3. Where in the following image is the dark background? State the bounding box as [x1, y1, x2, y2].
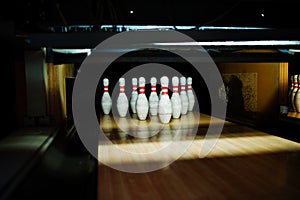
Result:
[1, 0, 300, 34]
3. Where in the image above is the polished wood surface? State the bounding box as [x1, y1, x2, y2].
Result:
[98, 113, 300, 199]
[287, 112, 300, 120]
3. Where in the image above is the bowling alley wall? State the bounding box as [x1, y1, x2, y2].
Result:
[15, 49, 76, 128]
[15, 48, 291, 132]
[217, 62, 288, 128]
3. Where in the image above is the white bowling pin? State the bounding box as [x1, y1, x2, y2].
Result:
[180, 77, 189, 115]
[289, 75, 295, 112]
[158, 76, 172, 124]
[136, 77, 149, 120]
[117, 77, 129, 117]
[295, 74, 300, 112]
[187, 77, 195, 112]
[149, 77, 159, 116]
[291, 75, 298, 112]
[130, 78, 138, 114]
[171, 76, 181, 119]
[101, 78, 112, 115]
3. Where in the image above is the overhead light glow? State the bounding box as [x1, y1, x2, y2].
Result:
[288, 49, 300, 53]
[198, 26, 269, 30]
[51, 24, 271, 33]
[153, 40, 300, 46]
[52, 48, 92, 55]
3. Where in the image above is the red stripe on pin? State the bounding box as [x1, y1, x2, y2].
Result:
[104, 86, 109, 92]
[151, 86, 156, 92]
[173, 86, 178, 93]
[120, 86, 125, 93]
[161, 86, 168, 95]
[139, 87, 145, 94]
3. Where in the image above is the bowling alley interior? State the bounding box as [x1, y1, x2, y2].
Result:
[2, 1, 300, 199]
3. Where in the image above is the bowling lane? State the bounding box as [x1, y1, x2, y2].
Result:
[98, 113, 300, 199]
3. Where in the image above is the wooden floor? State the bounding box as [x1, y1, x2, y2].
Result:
[98, 112, 300, 200]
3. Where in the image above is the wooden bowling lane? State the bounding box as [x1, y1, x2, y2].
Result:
[98, 113, 300, 199]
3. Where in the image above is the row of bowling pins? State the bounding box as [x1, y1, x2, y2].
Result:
[101, 76, 195, 124]
[289, 74, 300, 112]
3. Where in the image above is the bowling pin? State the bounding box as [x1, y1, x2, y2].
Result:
[130, 78, 138, 114]
[101, 78, 112, 115]
[187, 77, 195, 112]
[180, 77, 189, 115]
[158, 76, 172, 124]
[295, 74, 300, 112]
[136, 77, 149, 120]
[291, 74, 298, 112]
[117, 77, 129, 117]
[288, 75, 294, 111]
[171, 76, 181, 119]
[149, 77, 159, 116]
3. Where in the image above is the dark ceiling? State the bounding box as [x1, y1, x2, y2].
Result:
[1, 0, 300, 33]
